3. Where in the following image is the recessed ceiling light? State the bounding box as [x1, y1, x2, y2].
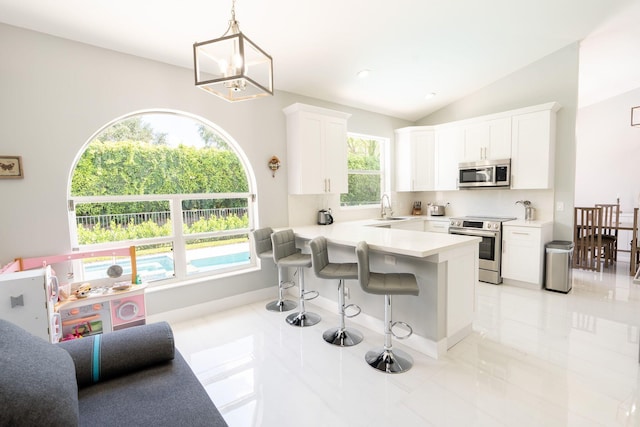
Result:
[357, 69, 371, 79]
[425, 92, 437, 99]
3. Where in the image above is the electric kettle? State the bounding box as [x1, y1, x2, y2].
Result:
[317, 209, 334, 225]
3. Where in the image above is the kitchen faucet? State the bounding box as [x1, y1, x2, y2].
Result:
[380, 194, 393, 218]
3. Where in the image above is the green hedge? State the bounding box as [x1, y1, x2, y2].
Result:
[77, 214, 249, 245]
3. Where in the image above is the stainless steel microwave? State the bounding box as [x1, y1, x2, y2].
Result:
[458, 159, 510, 189]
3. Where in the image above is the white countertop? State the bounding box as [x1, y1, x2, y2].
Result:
[292, 221, 480, 258]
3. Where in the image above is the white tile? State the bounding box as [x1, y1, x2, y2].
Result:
[160, 261, 640, 426]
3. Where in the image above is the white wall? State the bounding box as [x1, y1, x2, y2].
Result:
[414, 43, 580, 240]
[0, 23, 409, 314]
[575, 87, 640, 210]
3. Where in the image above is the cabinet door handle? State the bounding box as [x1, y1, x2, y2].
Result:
[503, 240, 506, 253]
[512, 232, 530, 236]
[328, 179, 331, 193]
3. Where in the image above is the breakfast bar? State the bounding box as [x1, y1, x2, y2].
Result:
[291, 220, 480, 359]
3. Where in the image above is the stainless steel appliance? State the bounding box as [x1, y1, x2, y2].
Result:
[449, 216, 515, 284]
[458, 159, 510, 189]
[317, 209, 333, 225]
[428, 202, 448, 216]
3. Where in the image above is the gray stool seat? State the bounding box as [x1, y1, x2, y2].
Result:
[252, 227, 296, 312]
[356, 241, 419, 373]
[310, 237, 363, 347]
[272, 229, 320, 327]
[275, 252, 312, 268]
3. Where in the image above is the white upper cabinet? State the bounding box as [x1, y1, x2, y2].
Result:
[460, 117, 511, 162]
[395, 127, 435, 192]
[284, 103, 351, 195]
[393, 102, 560, 193]
[511, 105, 559, 189]
[434, 126, 462, 191]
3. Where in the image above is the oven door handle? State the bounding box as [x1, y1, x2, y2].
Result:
[450, 229, 497, 238]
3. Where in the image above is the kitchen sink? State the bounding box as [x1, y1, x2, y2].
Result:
[374, 216, 409, 221]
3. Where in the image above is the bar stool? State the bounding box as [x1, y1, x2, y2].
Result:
[355, 241, 419, 374]
[252, 227, 296, 312]
[272, 229, 321, 327]
[309, 236, 362, 347]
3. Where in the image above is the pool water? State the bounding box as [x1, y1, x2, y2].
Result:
[83, 251, 250, 281]
[190, 252, 250, 269]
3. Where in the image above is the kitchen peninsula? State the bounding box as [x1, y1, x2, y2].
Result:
[291, 220, 480, 359]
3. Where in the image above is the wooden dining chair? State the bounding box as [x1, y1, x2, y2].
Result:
[631, 207, 639, 276]
[595, 203, 620, 267]
[573, 206, 603, 271]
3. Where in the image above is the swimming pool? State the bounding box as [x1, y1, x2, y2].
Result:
[83, 251, 250, 281]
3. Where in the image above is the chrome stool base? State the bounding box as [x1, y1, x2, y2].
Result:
[323, 327, 363, 347]
[265, 299, 297, 312]
[365, 348, 414, 374]
[286, 311, 321, 327]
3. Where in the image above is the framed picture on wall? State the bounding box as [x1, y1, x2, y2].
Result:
[0, 156, 23, 179]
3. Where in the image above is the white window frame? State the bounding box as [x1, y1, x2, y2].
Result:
[341, 132, 390, 209]
[66, 109, 258, 287]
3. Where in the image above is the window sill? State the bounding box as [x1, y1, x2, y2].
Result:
[145, 265, 261, 294]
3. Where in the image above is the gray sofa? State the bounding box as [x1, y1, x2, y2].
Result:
[0, 319, 227, 427]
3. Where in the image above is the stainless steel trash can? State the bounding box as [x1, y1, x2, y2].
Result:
[545, 241, 574, 293]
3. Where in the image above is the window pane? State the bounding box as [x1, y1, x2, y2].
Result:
[71, 114, 248, 197]
[341, 135, 385, 207]
[186, 235, 250, 276]
[136, 243, 175, 281]
[342, 173, 381, 206]
[347, 137, 380, 170]
[75, 242, 175, 283]
[75, 201, 171, 245]
[183, 198, 249, 235]
[69, 112, 255, 285]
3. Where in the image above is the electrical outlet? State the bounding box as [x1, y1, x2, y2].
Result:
[384, 255, 396, 265]
[344, 286, 350, 299]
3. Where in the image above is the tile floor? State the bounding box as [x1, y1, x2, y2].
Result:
[168, 261, 640, 427]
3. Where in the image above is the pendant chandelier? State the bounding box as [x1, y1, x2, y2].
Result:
[193, 0, 273, 102]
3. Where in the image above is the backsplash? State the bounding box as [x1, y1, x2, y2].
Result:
[287, 188, 555, 226]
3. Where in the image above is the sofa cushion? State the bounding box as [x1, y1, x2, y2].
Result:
[0, 319, 79, 427]
[58, 321, 175, 388]
[76, 350, 228, 427]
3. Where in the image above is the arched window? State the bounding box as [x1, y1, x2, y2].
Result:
[67, 110, 256, 286]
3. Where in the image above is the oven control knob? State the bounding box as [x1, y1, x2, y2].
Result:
[493, 223, 499, 229]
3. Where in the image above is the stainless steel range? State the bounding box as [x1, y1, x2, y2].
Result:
[449, 216, 516, 284]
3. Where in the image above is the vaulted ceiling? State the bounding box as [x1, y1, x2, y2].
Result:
[0, 0, 637, 120]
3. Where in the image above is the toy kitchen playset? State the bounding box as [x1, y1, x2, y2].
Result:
[0, 246, 146, 343]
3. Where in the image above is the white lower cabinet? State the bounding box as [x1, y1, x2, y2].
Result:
[502, 222, 553, 287]
[424, 219, 450, 233]
[390, 219, 425, 231]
